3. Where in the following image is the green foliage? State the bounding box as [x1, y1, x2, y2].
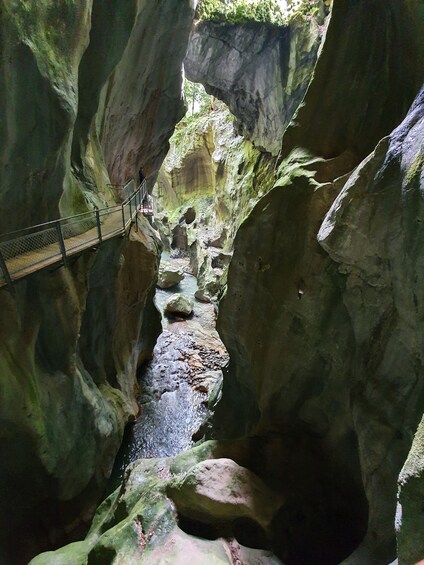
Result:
[184, 79, 211, 115]
[197, 0, 320, 26]
[169, 79, 213, 147]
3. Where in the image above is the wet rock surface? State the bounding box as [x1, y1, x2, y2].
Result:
[110, 258, 228, 484]
[30, 443, 284, 565]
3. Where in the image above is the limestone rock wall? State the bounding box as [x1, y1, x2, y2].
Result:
[204, 1, 424, 563]
[0, 1, 93, 232]
[98, 0, 193, 188]
[0, 1, 194, 563]
[155, 102, 275, 300]
[185, 17, 324, 156]
[317, 84, 424, 565]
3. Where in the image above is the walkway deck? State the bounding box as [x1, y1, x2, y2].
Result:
[0, 181, 151, 290]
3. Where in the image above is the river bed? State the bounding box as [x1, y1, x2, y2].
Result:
[109, 256, 228, 488]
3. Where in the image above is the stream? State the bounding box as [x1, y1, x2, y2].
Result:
[109, 256, 228, 489]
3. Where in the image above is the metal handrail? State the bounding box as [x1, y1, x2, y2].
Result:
[0, 180, 149, 291]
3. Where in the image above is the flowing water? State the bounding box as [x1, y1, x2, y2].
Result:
[109, 257, 228, 489]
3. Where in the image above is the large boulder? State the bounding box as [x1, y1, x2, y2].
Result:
[157, 260, 184, 289]
[172, 223, 189, 251]
[30, 444, 284, 565]
[167, 458, 283, 529]
[164, 293, 194, 316]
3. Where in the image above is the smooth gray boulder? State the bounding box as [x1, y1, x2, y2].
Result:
[167, 458, 283, 529]
[164, 293, 194, 316]
[157, 260, 184, 289]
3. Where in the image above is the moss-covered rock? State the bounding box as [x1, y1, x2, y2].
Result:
[0, 1, 196, 562]
[155, 102, 276, 301]
[0, 217, 162, 563]
[30, 443, 284, 565]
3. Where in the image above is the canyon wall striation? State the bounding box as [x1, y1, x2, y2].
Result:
[0, 1, 195, 562]
[193, 1, 424, 563]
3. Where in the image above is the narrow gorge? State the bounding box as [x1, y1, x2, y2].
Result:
[1, 1, 424, 564]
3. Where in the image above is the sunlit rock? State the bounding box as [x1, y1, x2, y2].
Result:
[164, 293, 194, 317]
[157, 260, 185, 289]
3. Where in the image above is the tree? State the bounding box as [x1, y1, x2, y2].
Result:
[183, 79, 210, 115]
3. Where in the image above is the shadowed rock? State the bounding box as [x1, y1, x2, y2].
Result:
[168, 458, 283, 529]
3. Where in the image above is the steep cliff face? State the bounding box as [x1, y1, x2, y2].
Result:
[155, 102, 275, 299]
[0, 1, 93, 232]
[201, 1, 424, 563]
[185, 16, 324, 155]
[318, 85, 424, 565]
[98, 1, 192, 187]
[0, 1, 194, 563]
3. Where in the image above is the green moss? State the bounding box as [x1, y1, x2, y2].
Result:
[59, 173, 92, 217]
[197, 0, 320, 26]
[171, 107, 212, 148]
[167, 195, 214, 224]
[405, 151, 424, 185]
[275, 148, 319, 188]
[29, 541, 90, 565]
[4, 0, 88, 92]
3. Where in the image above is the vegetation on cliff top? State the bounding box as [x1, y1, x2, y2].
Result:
[169, 79, 216, 148]
[197, 0, 324, 26]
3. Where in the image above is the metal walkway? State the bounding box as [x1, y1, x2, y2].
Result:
[0, 180, 151, 291]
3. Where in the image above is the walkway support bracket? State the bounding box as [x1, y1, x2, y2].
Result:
[56, 221, 67, 267]
[95, 210, 102, 244]
[0, 249, 14, 294]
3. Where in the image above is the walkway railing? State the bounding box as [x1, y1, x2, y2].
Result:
[0, 180, 148, 291]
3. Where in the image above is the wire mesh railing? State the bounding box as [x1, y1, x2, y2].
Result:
[122, 179, 136, 201]
[0, 180, 149, 290]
